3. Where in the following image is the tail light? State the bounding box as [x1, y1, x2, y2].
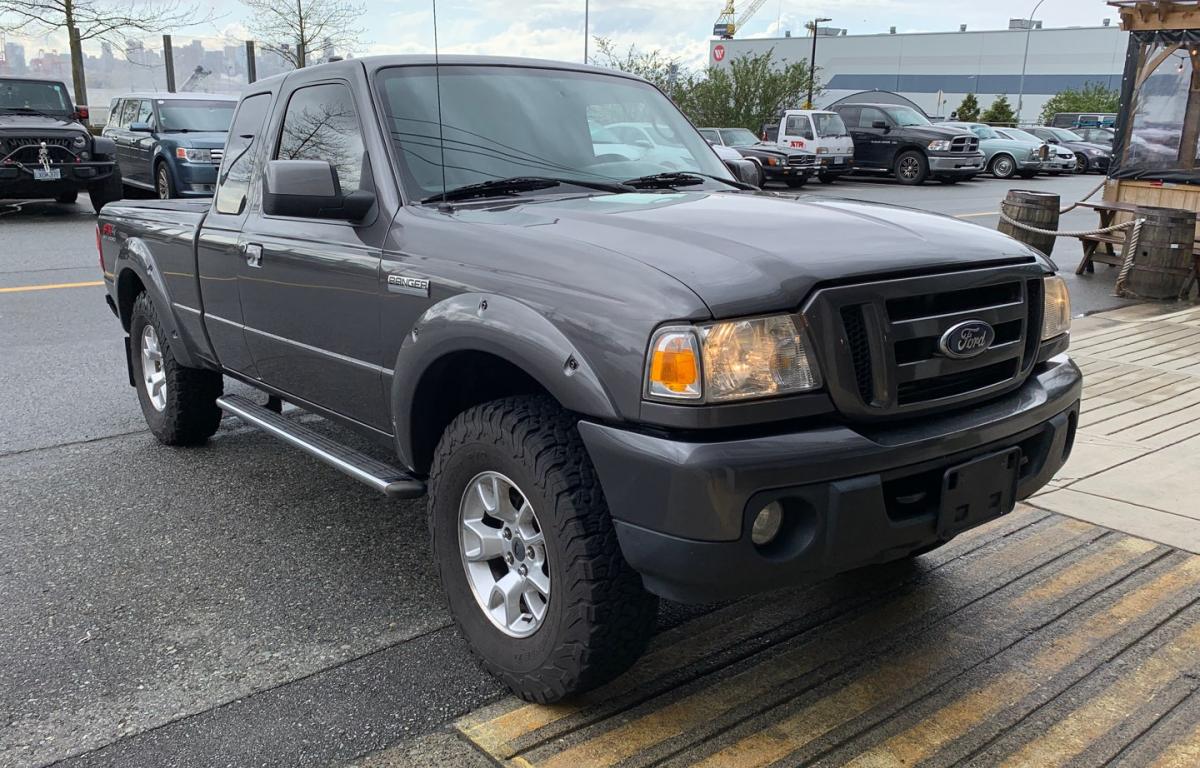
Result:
[74, 106, 90, 121]
[96, 224, 103, 272]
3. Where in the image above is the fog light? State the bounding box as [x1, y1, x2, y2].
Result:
[751, 501, 784, 546]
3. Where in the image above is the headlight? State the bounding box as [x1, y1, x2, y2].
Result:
[1042, 276, 1071, 340]
[176, 147, 214, 163]
[72, 134, 88, 148]
[815, 147, 828, 154]
[928, 140, 952, 151]
[1086, 148, 1104, 157]
[1029, 149, 1040, 160]
[645, 315, 821, 403]
[765, 156, 780, 166]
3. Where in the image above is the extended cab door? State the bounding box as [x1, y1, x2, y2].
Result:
[236, 77, 390, 430]
[196, 90, 275, 376]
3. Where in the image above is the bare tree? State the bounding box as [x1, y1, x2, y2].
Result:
[240, 0, 363, 69]
[0, 0, 213, 106]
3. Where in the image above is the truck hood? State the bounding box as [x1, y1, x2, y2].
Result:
[0, 113, 84, 132]
[161, 131, 229, 149]
[897, 125, 973, 141]
[460, 190, 1047, 318]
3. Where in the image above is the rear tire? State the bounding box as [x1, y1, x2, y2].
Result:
[88, 166, 123, 213]
[129, 292, 223, 445]
[895, 151, 928, 185]
[55, 189, 78, 204]
[429, 396, 658, 703]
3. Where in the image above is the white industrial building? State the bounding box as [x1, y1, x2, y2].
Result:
[708, 22, 1129, 123]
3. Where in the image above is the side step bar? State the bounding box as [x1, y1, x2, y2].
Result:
[216, 394, 426, 499]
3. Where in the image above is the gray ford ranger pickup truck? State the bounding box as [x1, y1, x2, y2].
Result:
[98, 56, 1081, 703]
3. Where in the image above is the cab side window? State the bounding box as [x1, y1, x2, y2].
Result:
[859, 107, 887, 128]
[214, 93, 272, 216]
[837, 107, 860, 128]
[276, 83, 369, 193]
[786, 116, 813, 140]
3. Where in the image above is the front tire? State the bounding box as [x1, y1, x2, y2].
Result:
[1074, 153, 1088, 174]
[989, 153, 1016, 179]
[895, 151, 928, 185]
[129, 292, 223, 445]
[429, 396, 658, 703]
[818, 173, 837, 184]
[156, 162, 176, 199]
[88, 166, 123, 213]
[55, 189, 78, 204]
[784, 177, 807, 188]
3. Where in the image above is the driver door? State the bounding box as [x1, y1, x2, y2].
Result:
[855, 106, 893, 168]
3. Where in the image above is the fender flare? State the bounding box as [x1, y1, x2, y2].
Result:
[114, 236, 201, 368]
[91, 135, 117, 160]
[390, 293, 620, 470]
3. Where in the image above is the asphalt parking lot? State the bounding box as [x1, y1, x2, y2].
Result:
[0, 172, 1159, 768]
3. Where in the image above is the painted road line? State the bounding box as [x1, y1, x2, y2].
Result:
[682, 538, 1181, 768]
[475, 518, 1102, 767]
[0, 280, 104, 294]
[458, 509, 1053, 760]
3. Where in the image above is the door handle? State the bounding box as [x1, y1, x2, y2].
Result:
[243, 243, 263, 269]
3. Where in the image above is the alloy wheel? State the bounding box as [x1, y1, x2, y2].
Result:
[459, 471, 550, 638]
[899, 156, 920, 180]
[140, 324, 167, 411]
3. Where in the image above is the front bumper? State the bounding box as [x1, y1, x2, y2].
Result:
[1085, 154, 1110, 172]
[579, 354, 1082, 603]
[763, 164, 814, 180]
[928, 152, 985, 176]
[0, 161, 115, 197]
[171, 160, 219, 196]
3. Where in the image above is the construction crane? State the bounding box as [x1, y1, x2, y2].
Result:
[713, 0, 771, 39]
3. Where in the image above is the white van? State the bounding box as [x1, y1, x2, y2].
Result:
[771, 110, 855, 183]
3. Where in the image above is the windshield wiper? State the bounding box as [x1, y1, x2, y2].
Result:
[423, 176, 634, 204]
[1, 106, 60, 119]
[622, 171, 754, 191]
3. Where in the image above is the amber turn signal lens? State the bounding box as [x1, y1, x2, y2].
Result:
[647, 330, 702, 400]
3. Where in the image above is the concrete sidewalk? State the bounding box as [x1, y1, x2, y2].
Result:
[1032, 303, 1200, 552]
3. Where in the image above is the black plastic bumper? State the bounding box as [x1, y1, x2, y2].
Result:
[578, 355, 1082, 603]
[0, 161, 115, 198]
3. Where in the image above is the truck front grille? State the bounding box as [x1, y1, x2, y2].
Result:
[805, 264, 1045, 419]
[950, 136, 979, 153]
[787, 154, 813, 166]
[2, 136, 77, 163]
[211, 148, 224, 163]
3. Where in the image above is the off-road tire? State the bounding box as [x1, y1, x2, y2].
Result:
[88, 166, 123, 213]
[428, 395, 659, 703]
[55, 189, 78, 204]
[895, 150, 928, 185]
[129, 292, 223, 445]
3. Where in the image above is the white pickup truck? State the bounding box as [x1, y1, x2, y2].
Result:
[763, 109, 855, 184]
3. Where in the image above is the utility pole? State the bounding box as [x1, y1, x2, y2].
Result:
[163, 35, 176, 93]
[1016, 0, 1047, 124]
[806, 17, 831, 109]
[583, 0, 589, 64]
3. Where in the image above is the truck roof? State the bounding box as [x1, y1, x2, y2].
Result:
[110, 92, 239, 101]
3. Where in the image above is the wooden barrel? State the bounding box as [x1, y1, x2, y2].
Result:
[998, 190, 1060, 258]
[1124, 206, 1196, 300]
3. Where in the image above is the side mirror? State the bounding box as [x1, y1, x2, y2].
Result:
[1047, 137, 1060, 144]
[129, 122, 152, 133]
[262, 159, 375, 222]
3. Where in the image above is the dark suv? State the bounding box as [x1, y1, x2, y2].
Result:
[103, 93, 237, 198]
[831, 102, 984, 185]
[0, 77, 122, 211]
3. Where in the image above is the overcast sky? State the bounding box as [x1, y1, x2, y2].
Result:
[7, 0, 1117, 69]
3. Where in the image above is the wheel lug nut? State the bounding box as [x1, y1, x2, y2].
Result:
[518, 564, 528, 577]
[505, 553, 514, 565]
[526, 546, 535, 559]
[502, 528, 512, 540]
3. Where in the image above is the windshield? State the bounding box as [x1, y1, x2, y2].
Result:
[719, 128, 759, 147]
[999, 128, 1043, 144]
[375, 65, 730, 199]
[156, 100, 235, 132]
[1051, 127, 1084, 142]
[884, 106, 931, 127]
[0, 80, 71, 114]
[812, 112, 848, 137]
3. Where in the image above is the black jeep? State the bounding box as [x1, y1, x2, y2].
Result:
[0, 77, 122, 211]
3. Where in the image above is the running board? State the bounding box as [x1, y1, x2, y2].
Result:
[216, 394, 426, 499]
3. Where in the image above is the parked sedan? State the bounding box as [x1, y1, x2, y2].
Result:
[1073, 126, 1115, 148]
[994, 128, 1076, 175]
[699, 127, 815, 187]
[941, 122, 1046, 179]
[1025, 126, 1111, 174]
[103, 92, 236, 198]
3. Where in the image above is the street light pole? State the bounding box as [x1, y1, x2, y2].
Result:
[806, 16, 832, 109]
[584, 0, 589, 64]
[1016, 0, 1047, 124]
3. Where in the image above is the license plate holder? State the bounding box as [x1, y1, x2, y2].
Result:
[33, 168, 61, 181]
[834, 156, 845, 164]
[937, 448, 1021, 538]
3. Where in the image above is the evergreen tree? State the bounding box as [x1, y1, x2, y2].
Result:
[981, 94, 1017, 125]
[956, 93, 980, 122]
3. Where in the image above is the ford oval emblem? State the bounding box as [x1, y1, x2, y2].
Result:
[938, 320, 995, 359]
